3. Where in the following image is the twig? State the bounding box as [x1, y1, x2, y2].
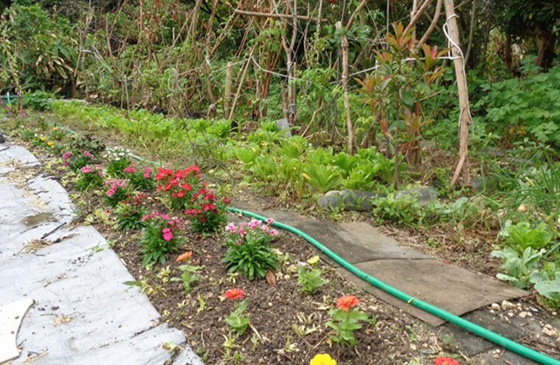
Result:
[41, 222, 67, 240]
[234, 9, 326, 23]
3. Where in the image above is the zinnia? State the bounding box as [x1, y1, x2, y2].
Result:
[336, 296, 359, 312]
[224, 288, 245, 300]
[434, 357, 460, 365]
[309, 353, 337, 365]
[176, 251, 193, 263]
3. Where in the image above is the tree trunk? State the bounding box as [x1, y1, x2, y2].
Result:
[536, 24, 556, 72]
[337, 21, 354, 155]
[444, 0, 472, 186]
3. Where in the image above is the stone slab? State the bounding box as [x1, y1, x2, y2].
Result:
[337, 260, 528, 327]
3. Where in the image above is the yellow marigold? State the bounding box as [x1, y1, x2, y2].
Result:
[47, 141, 55, 147]
[310, 353, 337, 365]
[40, 136, 47, 141]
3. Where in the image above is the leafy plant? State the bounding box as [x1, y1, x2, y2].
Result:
[303, 164, 342, 194]
[63, 150, 95, 171]
[123, 165, 155, 191]
[103, 179, 129, 207]
[492, 247, 543, 289]
[222, 220, 279, 280]
[223, 289, 250, 336]
[171, 263, 202, 294]
[297, 265, 329, 295]
[139, 212, 183, 266]
[76, 165, 103, 190]
[326, 296, 368, 346]
[530, 262, 560, 310]
[370, 193, 423, 226]
[106, 154, 132, 178]
[500, 221, 553, 255]
[114, 193, 148, 232]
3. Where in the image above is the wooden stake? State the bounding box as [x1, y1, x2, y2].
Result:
[337, 21, 354, 155]
[224, 62, 233, 119]
[444, 0, 472, 185]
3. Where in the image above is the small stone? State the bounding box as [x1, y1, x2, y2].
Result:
[553, 312, 557, 316]
[529, 307, 539, 312]
[410, 344, 417, 351]
[268, 302, 273, 307]
[542, 324, 557, 337]
[519, 312, 528, 319]
[491, 303, 501, 311]
[507, 312, 514, 317]
[501, 300, 515, 311]
[283, 275, 291, 280]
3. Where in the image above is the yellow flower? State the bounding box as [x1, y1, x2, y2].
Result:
[53, 127, 58, 131]
[310, 353, 337, 365]
[47, 141, 55, 147]
[40, 136, 47, 141]
[307, 255, 320, 265]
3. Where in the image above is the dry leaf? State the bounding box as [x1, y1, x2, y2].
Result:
[265, 270, 276, 286]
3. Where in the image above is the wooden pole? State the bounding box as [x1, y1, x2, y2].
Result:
[336, 21, 354, 155]
[224, 62, 233, 119]
[444, 0, 472, 185]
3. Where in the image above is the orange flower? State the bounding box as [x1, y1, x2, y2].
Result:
[176, 251, 193, 263]
[224, 288, 245, 300]
[336, 296, 359, 312]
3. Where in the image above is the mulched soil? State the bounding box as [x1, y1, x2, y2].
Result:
[3, 122, 448, 364]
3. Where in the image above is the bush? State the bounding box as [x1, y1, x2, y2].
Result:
[139, 212, 183, 266]
[76, 165, 103, 190]
[185, 188, 229, 233]
[114, 193, 148, 232]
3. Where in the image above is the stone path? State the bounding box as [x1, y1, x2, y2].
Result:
[0, 145, 202, 365]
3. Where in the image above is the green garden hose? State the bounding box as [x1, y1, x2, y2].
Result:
[228, 207, 560, 365]
[45, 123, 559, 364]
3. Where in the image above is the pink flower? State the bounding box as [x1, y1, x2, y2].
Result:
[81, 166, 93, 173]
[123, 165, 135, 174]
[144, 167, 152, 178]
[249, 219, 260, 230]
[266, 218, 275, 225]
[106, 189, 116, 197]
[162, 228, 173, 242]
[269, 229, 279, 237]
[161, 214, 170, 220]
[225, 223, 237, 233]
[83, 151, 94, 159]
[239, 228, 246, 236]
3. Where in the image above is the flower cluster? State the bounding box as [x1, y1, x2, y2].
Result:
[76, 164, 104, 190]
[434, 358, 460, 365]
[115, 193, 148, 232]
[123, 164, 155, 191]
[224, 288, 250, 336]
[185, 188, 229, 233]
[104, 179, 129, 207]
[155, 166, 201, 210]
[63, 150, 95, 170]
[139, 212, 184, 266]
[222, 219, 279, 280]
[336, 296, 360, 312]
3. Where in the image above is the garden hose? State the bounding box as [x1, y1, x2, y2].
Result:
[228, 207, 560, 365]
[42, 122, 560, 365]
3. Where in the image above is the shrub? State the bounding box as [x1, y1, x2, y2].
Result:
[139, 212, 183, 266]
[222, 220, 279, 280]
[298, 265, 329, 295]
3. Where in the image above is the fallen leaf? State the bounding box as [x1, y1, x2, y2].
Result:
[266, 270, 276, 286]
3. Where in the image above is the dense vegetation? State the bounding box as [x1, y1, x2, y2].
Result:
[1, 0, 560, 316]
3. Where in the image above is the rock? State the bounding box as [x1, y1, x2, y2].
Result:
[542, 324, 558, 337]
[317, 190, 384, 211]
[519, 311, 528, 319]
[491, 303, 501, 311]
[275, 118, 292, 138]
[0, 132, 5, 144]
[395, 186, 438, 206]
[501, 300, 516, 311]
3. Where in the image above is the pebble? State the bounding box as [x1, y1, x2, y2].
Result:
[501, 300, 515, 310]
[491, 303, 501, 311]
[283, 274, 291, 280]
[519, 311, 528, 319]
[410, 344, 417, 351]
[268, 302, 273, 307]
[542, 324, 557, 337]
[553, 311, 558, 316]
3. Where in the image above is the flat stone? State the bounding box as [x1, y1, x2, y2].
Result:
[336, 259, 528, 326]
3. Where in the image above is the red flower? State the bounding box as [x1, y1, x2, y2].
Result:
[224, 288, 245, 300]
[336, 296, 359, 312]
[222, 197, 230, 204]
[434, 358, 460, 365]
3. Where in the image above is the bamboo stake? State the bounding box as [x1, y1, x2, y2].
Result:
[224, 62, 233, 119]
[443, 0, 472, 185]
[417, 0, 442, 48]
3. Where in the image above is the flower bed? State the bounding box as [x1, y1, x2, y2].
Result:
[3, 118, 455, 364]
